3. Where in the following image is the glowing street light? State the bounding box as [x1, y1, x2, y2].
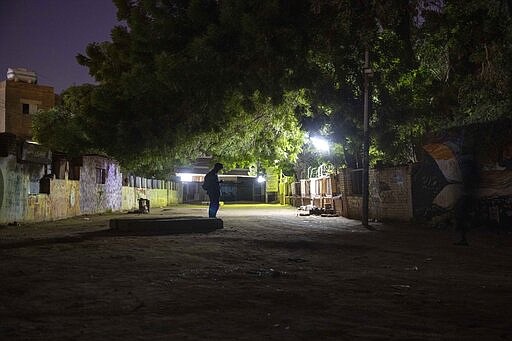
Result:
[311, 136, 330, 153]
[177, 173, 193, 182]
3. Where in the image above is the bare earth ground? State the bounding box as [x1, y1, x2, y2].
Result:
[1, 204, 511, 341]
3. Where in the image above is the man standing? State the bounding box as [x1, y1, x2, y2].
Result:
[202, 163, 223, 218]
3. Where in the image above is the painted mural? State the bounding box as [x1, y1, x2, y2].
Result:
[412, 127, 512, 227]
[1, 136, 183, 224]
[0, 155, 48, 223]
[411, 150, 450, 219]
[78, 155, 123, 214]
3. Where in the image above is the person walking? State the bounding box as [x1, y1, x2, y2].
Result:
[454, 147, 480, 246]
[202, 163, 223, 218]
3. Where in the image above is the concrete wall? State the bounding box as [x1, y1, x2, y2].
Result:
[1, 151, 182, 224]
[24, 179, 81, 222]
[0, 155, 45, 223]
[0, 155, 80, 223]
[0, 80, 55, 139]
[48, 179, 81, 220]
[121, 183, 182, 211]
[79, 156, 122, 214]
[122, 186, 137, 210]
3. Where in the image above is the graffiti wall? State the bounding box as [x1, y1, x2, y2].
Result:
[341, 167, 413, 221]
[0, 155, 45, 223]
[0, 155, 80, 223]
[79, 155, 122, 214]
[369, 167, 413, 221]
[412, 126, 512, 227]
[412, 143, 459, 219]
[1, 144, 184, 224]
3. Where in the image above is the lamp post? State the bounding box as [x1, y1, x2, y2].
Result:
[362, 47, 373, 227]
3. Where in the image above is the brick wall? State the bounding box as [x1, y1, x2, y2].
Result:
[370, 166, 413, 221]
[1, 80, 55, 139]
[334, 166, 413, 222]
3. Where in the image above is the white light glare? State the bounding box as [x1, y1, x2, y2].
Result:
[178, 173, 193, 182]
[311, 137, 330, 152]
[257, 175, 266, 183]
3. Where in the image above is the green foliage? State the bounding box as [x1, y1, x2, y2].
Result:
[35, 0, 512, 177]
[415, 0, 512, 125]
[70, 0, 320, 176]
[32, 85, 97, 156]
[365, 0, 512, 164]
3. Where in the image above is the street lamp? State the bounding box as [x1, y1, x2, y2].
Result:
[177, 173, 193, 182]
[311, 136, 330, 153]
[362, 47, 373, 227]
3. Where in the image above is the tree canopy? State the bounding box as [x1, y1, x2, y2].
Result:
[33, 0, 512, 177]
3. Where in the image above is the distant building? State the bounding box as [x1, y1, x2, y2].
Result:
[0, 68, 55, 139]
[175, 157, 264, 202]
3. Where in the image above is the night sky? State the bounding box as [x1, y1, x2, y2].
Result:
[0, 0, 120, 94]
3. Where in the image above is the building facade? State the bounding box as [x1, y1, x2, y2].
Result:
[175, 158, 264, 203]
[0, 78, 55, 139]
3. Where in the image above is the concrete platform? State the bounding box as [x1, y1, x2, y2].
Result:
[109, 216, 223, 235]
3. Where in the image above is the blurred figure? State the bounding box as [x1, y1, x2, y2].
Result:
[454, 153, 480, 245]
[202, 163, 223, 218]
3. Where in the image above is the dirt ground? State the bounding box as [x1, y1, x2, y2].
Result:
[1, 204, 511, 340]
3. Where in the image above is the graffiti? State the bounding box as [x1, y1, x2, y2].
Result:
[378, 181, 391, 192]
[421, 174, 442, 190]
[412, 152, 449, 218]
[413, 132, 512, 228]
[393, 172, 404, 186]
[369, 178, 406, 204]
[432, 184, 464, 209]
[375, 181, 396, 203]
[380, 190, 399, 203]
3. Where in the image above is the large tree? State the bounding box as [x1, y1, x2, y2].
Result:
[34, 0, 512, 176]
[73, 0, 318, 175]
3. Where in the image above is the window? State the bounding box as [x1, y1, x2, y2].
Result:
[69, 165, 80, 180]
[22, 103, 30, 114]
[29, 181, 40, 194]
[96, 168, 106, 184]
[20, 99, 40, 115]
[351, 169, 363, 195]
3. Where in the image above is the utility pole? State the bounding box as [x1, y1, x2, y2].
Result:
[362, 46, 372, 227]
